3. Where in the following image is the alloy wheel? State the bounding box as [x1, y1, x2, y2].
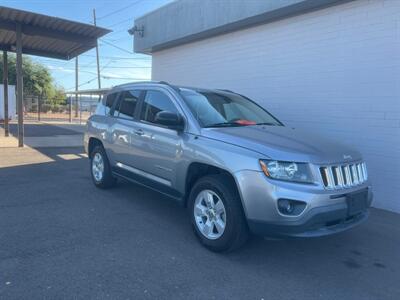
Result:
[194, 189, 226, 240]
[92, 152, 104, 182]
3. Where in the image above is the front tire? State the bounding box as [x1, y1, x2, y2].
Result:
[188, 174, 249, 252]
[90, 145, 116, 189]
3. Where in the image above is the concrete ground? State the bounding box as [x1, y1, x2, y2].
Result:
[0, 123, 399, 299]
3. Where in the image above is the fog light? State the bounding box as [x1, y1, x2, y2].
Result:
[278, 199, 294, 214]
[277, 199, 306, 216]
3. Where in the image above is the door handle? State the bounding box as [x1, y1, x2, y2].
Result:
[133, 129, 144, 136]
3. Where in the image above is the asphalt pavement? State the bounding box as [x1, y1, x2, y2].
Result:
[0, 146, 399, 299]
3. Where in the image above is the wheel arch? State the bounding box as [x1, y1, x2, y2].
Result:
[88, 137, 103, 158]
[184, 162, 248, 218]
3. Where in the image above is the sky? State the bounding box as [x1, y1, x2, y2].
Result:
[2, 0, 173, 91]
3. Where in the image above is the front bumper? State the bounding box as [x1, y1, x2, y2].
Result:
[248, 205, 369, 238]
[234, 170, 372, 238]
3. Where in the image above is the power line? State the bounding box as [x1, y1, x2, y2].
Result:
[75, 70, 94, 75]
[97, 0, 143, 20]
[101, 75, 149, 80]
[78, 61, 151, 69]
[103, 17, 133, 28]
[80, 59, 98, 68]
[48, 59, 151, 88]
[65, 75, 149, 91]
[35, 58, 74, 64]
[100, 66, 151, 69]
[65, 60, 113, 90]
[99, 38, 134, 54]
[81, 54, 150, 60]
[100, 58, 116, 72]
[66, 76, 97, 91]
[103, 31, 131, 39]
[34, 57, 98, 68]
[107, 28, 130, 35]
[102, 36, 130, 43]
[51, 66, 150, 73]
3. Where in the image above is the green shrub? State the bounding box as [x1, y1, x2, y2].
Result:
[41, 104, 51, 113]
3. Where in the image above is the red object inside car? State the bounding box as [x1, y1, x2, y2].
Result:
[234, 119, 257, 125]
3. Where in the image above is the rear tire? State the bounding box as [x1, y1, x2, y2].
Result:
[90, 145, 116, 189]
[188, 174, 249, 252]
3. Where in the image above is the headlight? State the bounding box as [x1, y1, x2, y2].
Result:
[259, 160, 313, 183]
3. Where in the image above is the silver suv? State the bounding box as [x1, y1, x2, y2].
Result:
[84, 81, 372, 252]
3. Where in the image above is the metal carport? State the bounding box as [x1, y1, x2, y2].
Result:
[0, 6, 111, 146]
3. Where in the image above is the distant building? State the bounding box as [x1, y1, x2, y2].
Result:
[133, 0, 400, 213]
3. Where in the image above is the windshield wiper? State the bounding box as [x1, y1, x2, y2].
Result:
[255, 122, 279, 126]
[204, 122, 246, 128]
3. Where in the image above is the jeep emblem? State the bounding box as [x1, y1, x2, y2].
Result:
[343, 154, 352, 160]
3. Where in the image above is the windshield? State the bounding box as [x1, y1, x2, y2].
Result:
[180, 89, 283, 128]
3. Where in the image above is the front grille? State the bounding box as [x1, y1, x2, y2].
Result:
[319, 162, 367, 189]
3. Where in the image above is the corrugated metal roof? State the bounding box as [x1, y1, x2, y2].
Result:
[0, 6, 111, 60]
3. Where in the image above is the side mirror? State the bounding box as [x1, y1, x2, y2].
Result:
[154, 111, 184, 131]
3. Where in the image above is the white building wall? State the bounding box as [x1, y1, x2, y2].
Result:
[0, 84, 16, 121]
[152, 0, 400, 213]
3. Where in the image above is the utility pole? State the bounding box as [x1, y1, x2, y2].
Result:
[75, 56, 79, 117]
[93, 8, 101, 89]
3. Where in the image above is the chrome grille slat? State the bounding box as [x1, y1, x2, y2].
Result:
[320, 162, 367, 189]
[327, 167, 335, 188]
[351, 164, 359, 184]
[335, 166, 344, 187]
[357, 164, 364, 182]
[344, 165, 352, 186]
[362, 162, 368, 180]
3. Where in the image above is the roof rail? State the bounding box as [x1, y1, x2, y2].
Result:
[158, 81, 181, 93]
[112, 80, 182, 93]
[217, 89, 235, 93]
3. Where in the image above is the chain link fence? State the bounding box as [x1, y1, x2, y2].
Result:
[24, 95, 101, 123]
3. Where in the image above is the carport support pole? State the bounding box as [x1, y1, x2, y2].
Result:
[75, 57, 78, 117]
[16, 23, 24, 147]
[2, 51, 9, 137]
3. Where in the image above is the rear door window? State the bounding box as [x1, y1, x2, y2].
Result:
[115, 90, 141, 119]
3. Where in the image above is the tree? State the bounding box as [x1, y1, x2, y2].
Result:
[0, 53, 57, 99]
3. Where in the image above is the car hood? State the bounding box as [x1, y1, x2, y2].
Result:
[201, 125, 362, 164]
